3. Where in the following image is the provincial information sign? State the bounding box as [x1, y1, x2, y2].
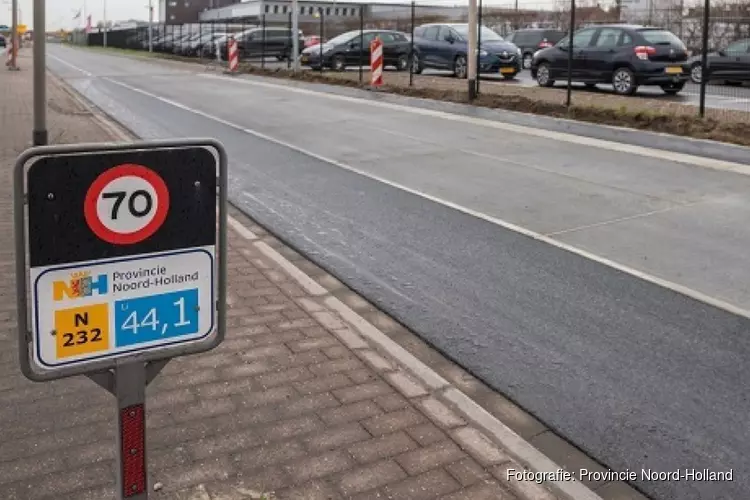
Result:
[15, 140, 228, 380]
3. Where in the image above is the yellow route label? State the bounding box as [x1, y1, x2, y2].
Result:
[55, 304, 110, 359]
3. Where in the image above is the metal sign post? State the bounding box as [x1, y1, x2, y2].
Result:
[14, 139, 228, 500]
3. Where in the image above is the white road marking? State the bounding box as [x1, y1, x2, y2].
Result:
[101, 75, 750, 321]
[48, 53, 94, 76]
[196, 73, 750, 175]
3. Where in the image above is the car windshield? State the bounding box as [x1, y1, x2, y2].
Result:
[638, 29, 685, 48]
[324, 31, 358, 45]
[452, 26, 503, 42]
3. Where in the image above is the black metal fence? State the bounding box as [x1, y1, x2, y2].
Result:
[79, 0, 750, 118]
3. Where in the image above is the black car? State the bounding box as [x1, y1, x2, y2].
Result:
[221, 27, 304, 61]
[506, 28, 567, 69]
[301, 30, 412, 71]
[412, 24, 522, 79]
[531, 25, 689, 95]
[688, 38, 750, 85]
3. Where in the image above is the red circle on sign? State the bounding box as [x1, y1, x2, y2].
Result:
[84, 164, 170, 245]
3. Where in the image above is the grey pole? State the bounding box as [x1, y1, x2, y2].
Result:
[103, 0, 107, 47]
[291, 0, 300, 72]
[467, 0, 477, 100]
[148, 0, 153, 52]
[32, 0, 47, 145]
[10, 0, 18, 69]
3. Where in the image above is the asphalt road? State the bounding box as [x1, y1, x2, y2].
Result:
[244, 56, 750, 112]
[47, 45, 750, 500]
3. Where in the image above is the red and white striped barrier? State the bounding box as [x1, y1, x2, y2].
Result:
[227, 37, 239, 73]
[6, 41, 14, 67]
[370, 37, 383, 87]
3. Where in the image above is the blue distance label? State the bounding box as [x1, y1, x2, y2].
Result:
[114, 288, 200, 347]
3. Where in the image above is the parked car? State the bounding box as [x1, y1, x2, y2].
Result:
[530, 24, 689, 95]
[688, 38, 750, 85]
[179, 31, 227, 57]
[505, 28, 567, 69]
[301, 29, 412, 71]
[412, 24, 522, 79]
[0, 35, 6, 48]
[304, 35, 321, 48]
[220, 27, 304, 61]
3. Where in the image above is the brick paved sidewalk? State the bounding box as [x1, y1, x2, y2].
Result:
[0, 50, 569, 500]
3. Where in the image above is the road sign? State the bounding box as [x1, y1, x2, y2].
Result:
[15, 139, 228, 380]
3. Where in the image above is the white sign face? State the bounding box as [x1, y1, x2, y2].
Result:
[29, 247, 215, 369]
[84, 163, 170, 246]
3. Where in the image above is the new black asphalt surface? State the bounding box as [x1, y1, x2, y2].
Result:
[47, 45, 750, 500]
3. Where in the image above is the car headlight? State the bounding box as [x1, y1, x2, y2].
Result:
[479, 49, 488, 56]
[516, 47, 522, 55]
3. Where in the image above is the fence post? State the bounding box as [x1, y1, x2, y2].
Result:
[698, 0, 709, 118]
[261, 15, 266, 69]
[409, 1, 414, 86]
[359, 7, 364, 83]
[288, 11, 292, 69]
[476, 0, 483, 96]
[319, 8, 324, 73]
[566, 0, 576, 108]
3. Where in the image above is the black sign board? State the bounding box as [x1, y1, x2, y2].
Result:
[27, 146, 217, 267]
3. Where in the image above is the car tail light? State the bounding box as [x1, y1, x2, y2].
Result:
[634, 45, 656, 60]
[538, 40, 552, 48]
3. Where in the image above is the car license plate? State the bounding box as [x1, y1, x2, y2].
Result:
[500, 67, 515, 74]
[665, 66, 682, 74]
[301, 55, 308, 63]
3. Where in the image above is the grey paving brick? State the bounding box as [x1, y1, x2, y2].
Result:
[154, 456, 234, 492]
[406, 422, 449, 446]
[255, 367, 312, 389]
[240, 344, 293, 361]
[362, 408, 426, 437]
[445, 457, 493, 487]
[280, 392, 340, 416]
[439, 480, 516, 500]
[347, 369, 379, 385]
[338, 459, 408, 496]
[386, 372, 429, 398]
[233, 439, 307, 471]
[0, 452, 67, 485]
[24, 462, 113, 500]
[262, 414, 326, 442]
[274, 479, 343, 500]
[418, 398, 466, 429]
[308, 357, 364, 376]
[323, 345, 350, 359]
[332, 382, 392, 404]
[294, 373, 353, 395]
[374, 393, 410, 412]
[185, 428, 260, 460]
[304, 422, 371, 453]
[452, 427, 511, 466]
[348, 431, 419, 464]
[171, 397, 236, 423]
[383, 468, 461, 500]
[395, 440, 467, 476]
[284, 450, 354, 484]
[319, 400, 383, 425]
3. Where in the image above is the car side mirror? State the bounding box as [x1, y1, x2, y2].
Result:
[717, 49, 726, 56]
[349, 41, 359, 49]
[445, 35, 455, 44]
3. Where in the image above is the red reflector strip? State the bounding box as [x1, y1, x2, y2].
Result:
[121, 404, 146, 497]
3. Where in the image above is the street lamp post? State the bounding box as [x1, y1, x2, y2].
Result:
[10, 0, 18, 70]
[467, 0, 477, 100]
[147, 0, 153, 52]
[33, 0, 47, 145]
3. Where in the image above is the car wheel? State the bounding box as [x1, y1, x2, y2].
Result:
[535, 62, 554, 87]
[661, 82, 685, 95]
[332, 54, 346, 72]
[411, 53, 423, 74]
[522, 53, 533, 69]
[396, 53, 409, 71]
[612, 67, 637, 95]
[690, 62, 702, 84]
[453, 55, 467, 79]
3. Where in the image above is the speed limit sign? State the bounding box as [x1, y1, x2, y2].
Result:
[84, 163, 170, 245]
[15, 139, 228, 500]
[17, 139, 228, 379]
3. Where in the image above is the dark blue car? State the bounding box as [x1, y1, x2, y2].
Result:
[412, 23, 522, 79]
